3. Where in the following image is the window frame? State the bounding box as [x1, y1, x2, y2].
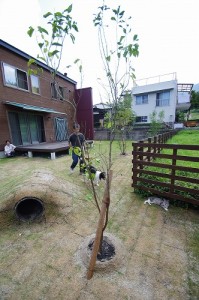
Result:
[156, 90, 170, 107]
[30, 74, 40, 95]
[2, 62, 29, 91]
[51, 82, 65, 100]
[135, 94, 148, 105]
[135, 116, 148, 123]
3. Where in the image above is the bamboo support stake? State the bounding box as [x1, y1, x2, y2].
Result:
[87, 170, 113, 280]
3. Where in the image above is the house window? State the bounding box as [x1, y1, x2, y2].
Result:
[51, 82, 64, 100]
[2, 62, 28, 91]
[136, 116, 148, 123]
[30, 74, 40, 94]
[156, 91, 170, 107]
[135, 94, 148, 105]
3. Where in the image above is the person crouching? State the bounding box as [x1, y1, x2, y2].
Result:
[4, 140, 16, 157]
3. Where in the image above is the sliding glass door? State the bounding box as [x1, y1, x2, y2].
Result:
[8, 112, 45, 145]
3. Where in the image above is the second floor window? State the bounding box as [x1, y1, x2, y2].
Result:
[156, 91, 170, 107]
[51, 82, 64, 100]
[30, 74, 40, 94]
[2, 62, 28, 91]
[136, 94, 148, 105]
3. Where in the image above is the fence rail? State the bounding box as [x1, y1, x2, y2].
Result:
[132, 132, 199, 206]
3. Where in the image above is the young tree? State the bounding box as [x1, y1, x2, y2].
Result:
[90, 2, 139, 244]
[104, 92, 136, 154]
[27, 1, 139, 277]
[149, 110, 165, 136]
[93, 2, 139, 165]
[190, 90, 199, 110]
[27, 4, 80, 122]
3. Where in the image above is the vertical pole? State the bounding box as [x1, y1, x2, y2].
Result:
[147, 138, 151, 162]
[170, 147, 177, 194]
[87, 171, 113, 280]
[132, 143, 138, 186]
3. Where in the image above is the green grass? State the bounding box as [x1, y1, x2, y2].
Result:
[167, 129, 199, 146]
[85, 140, 133, 167]
[189, 108, 199, 120]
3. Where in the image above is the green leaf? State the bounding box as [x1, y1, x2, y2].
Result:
[106, 56, 111, 62]
[70, 33, 75, 43]
[43, 12, 52, 18]
[66, 4, 72, 13]
[72, 24, 78, 32]
[74, 59, 80, 64]
[27, 26, 34, 37]
[48, 50, 59, 57]
[52, 42, 62, 47]
[27, 58, 36, 67]
[38, 26, 48, 35]
[119, 35, 125, 43]
[54, 12, 62, 17]
[36, 55, 46, 62]
[38, 43, 44, 49]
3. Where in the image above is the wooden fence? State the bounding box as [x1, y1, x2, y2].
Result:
[132, 132, 199, 206]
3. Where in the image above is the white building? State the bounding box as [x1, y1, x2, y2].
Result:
[131, 73, 192, 127]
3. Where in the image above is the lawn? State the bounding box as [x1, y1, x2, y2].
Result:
[0, 138, 199, 299]
[189, 108, 199, 120]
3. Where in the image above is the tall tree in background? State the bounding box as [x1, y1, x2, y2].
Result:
[190, 90, 199, 109]
[104, 92, 135, 154]
[149, 110, 165, 136]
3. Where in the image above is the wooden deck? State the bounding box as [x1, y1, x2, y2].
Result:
[15, 140, 94, 159]
[16, 141, 70, 159]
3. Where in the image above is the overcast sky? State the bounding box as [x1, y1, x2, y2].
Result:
[0, 0, 199, 103]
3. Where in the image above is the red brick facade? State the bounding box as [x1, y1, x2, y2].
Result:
[0, 40, 94, 152]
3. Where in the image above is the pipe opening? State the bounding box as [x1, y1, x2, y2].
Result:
[15, 197, 44, 222]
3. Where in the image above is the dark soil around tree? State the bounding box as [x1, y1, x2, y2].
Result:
[88, 238, 116, 261]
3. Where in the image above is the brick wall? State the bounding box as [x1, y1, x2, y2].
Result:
[0, 46, 76, 150]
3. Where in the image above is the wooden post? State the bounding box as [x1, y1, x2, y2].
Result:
[87, 170, 113, 280]
[170, 148, 177, 194]
[139, 141, 144, 170]
[154, 136, 157, 154]
[147, 138, 151, 162]
[132, 143, 139, 186]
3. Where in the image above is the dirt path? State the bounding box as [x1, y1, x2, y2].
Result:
[0, 148, 198, 300]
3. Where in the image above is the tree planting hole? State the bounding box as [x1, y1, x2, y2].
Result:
[88, 238, 116, 262]
[15, 197, 44, 222]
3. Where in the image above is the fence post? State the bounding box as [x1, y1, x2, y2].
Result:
[170, 147, 177, 194]
[138, 140, 144, 170]
[158, 135, 161, 153]
[132, 142, 138, 187]
[154, 136, 157, 154]
[147, 138, 151, 162]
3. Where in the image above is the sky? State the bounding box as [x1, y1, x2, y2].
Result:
[0, 0, 199, 104]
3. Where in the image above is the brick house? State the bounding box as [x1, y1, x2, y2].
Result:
[0, 39, 93, 156]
